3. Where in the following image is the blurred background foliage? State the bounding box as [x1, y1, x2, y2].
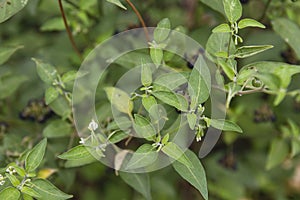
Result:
[1, 0, 300, 199]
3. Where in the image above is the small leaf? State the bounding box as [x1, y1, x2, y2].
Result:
[0, 46, 23, 65]
[58, 145, 93, 160]
[119, 172, 152, 200]
[31, 178, 73, 200]
[40, 17, 65, 32]
[266, 138, 289, 170]
[104, 87, 133, 114]
[32, 58, 58, 84]
[25, 138, 47, 172]
[142, 96, 157, 112]
[0, 187, 21, 200]
[45, 86, 59, 105]
[187, 113, 197, 130]
[254, 73, 281, 91]
[162, 142, 193, 168]
[6, 174, 20, 186]
[173, 150, 208, 200]
[21, 186, 41, 199]
[212, 23, 231, 33]
[233, 45, 273, 58]
[61, 70, 77, 83]
[106, 117, 132, 131]
[205, 118, 242, 133]
[141, 58, 153, 87]
[150, 47, 163, 66]
[154, 72, 189, 90]
[0, 0, 28, 23]
[108, 130, 129, 143]
[106, 0, 127, 10]
[223, 0, 242, 23]
[125, 144, 158, 170]
[133, 114, 156, 139]
[154, 18, 171, 43]
[217, 59, 235, 80]
[43, 120, 72, 138]
[238, 18, 266, 29]
[152, 91, 188, 111]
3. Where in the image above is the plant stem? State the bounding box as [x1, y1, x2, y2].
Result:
[259, 0, 272, 22]
[125, 0, 150, 42]
[226, 32, 232, 62]
[58, 0, 82, 60]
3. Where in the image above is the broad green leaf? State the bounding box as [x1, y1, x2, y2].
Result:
[141, 58, 153, 87]
[25, 138, 47, 172]
[187, 113, 197, 130]
[233, 45, 273, 58]
[223, 0, 242, 23]
[21, 186, 41, 199]
[61, 70, 77, 83]
[43, 120, 72, 138]
[0, 0, 28, 23]
[125, 144, 158, 170]
[212, 23, 231, 33]
[104, 87, 133, 114]
[238, 18, 265, 29]
[142, 96, 157, 112]
[49, 96, 71, 118]
[23, 193, 34, 200]
[106, 117, 131, 131]
[217, 59, 236, 80]
[254, 73, 280, 91]
[32, 58, 58, 84]
[58, 145, 93, 160]
[31, 178, 73, 200]
[0, 73, 27, 99]
[154, 72, 189, 90]
[133, 114, 156, 138]
[272, 18, 300, 59]
[6, 174, 20, 186]
[173, 150, 208, 200]
[150, 47, 163, 66]
[40, 17, 65, 31]
[119, 172, 152, 200]
[266, 138, 289, 170]
[206, 32, 236, 59]
[108, 130, 129, 143]
[152, 91, 188, 111]
[0, 45, 23, 65]
[154, 18, 171, 43]
[106, 0, 127, 10]
[64, 156, 97, 168]
[188, 56, 211, 110]
[205, 118, 242, 133]
[162, 142, 193, 168]
[0, 187, 21, 200]
[199, 0, 225, 16]
[45, 86, 59, 105]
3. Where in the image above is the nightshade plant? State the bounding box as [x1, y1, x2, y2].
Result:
[1, 0, 300, 199]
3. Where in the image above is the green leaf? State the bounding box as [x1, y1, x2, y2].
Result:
[154, 72, 189, 90]
[205, 118, 243, 133]
[108, 130, 129, 143]
[119, 172, 152, 200]
[49, 96, 71, 118]
[0, 46, 23, 65]
[199, 0, 225, 16]
[0, 187, 21, 200]
[154, 18, 171, 43]
[45, 86, 59, 105]
[58, 145, 93, 160]
[141, 58, 153, 87]
[266, 138, 289, 170]
[31, 178, 73, 200]
[272, 18, 300, 59]
[104, 87, 133, 114]
[25, 138, 47, 172]
[32, 58, 58, 84]
[43, 120, 72, 138]
[223, 0, 242, 23]
[133, 114, 156, 139]
[152, 91, 188, 111]
[21, 186, 41, 199]
[125, 144, 158, 170]
[106, 0, 127, 10]
[61, 70, 78, 83]
[0, 0, 28, 23]
[173, 150, 208, 200]
[187, 113, 197, 130]
[23, 193, 34, 200]
[150, 47, 163, 66]
[6, 174, 20, 186]
[106, 117, 132, 131]
[238, 18, 265, 29]
[40, 17, 65, 32]
[142, 96, 157, 112]
[64, 157, 97, 168]
[162, 142, 193, 168]
[217, 59, 236, 80]
[0, 73, 27, 99]
[233, 45, 273, 58]
[188, 56, 211, 110]
[254, 73, 281, 91]
[212, 23, 231, 33]
[206, 32, 236, 59]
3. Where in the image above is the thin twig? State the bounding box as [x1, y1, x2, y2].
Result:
[58, 0, 82, 60]
[125, 0, 150, 42]
[259, 0, 272, 22]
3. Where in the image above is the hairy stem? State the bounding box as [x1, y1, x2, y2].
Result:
[125, 0, 150, 42]
[58, 0, 82, 60]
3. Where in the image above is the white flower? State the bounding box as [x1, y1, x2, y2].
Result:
[5, 166, 16, 175]
[79, 138, 85, 144]
[88, 119, 98, 131]
[0, 174, 5, 185]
